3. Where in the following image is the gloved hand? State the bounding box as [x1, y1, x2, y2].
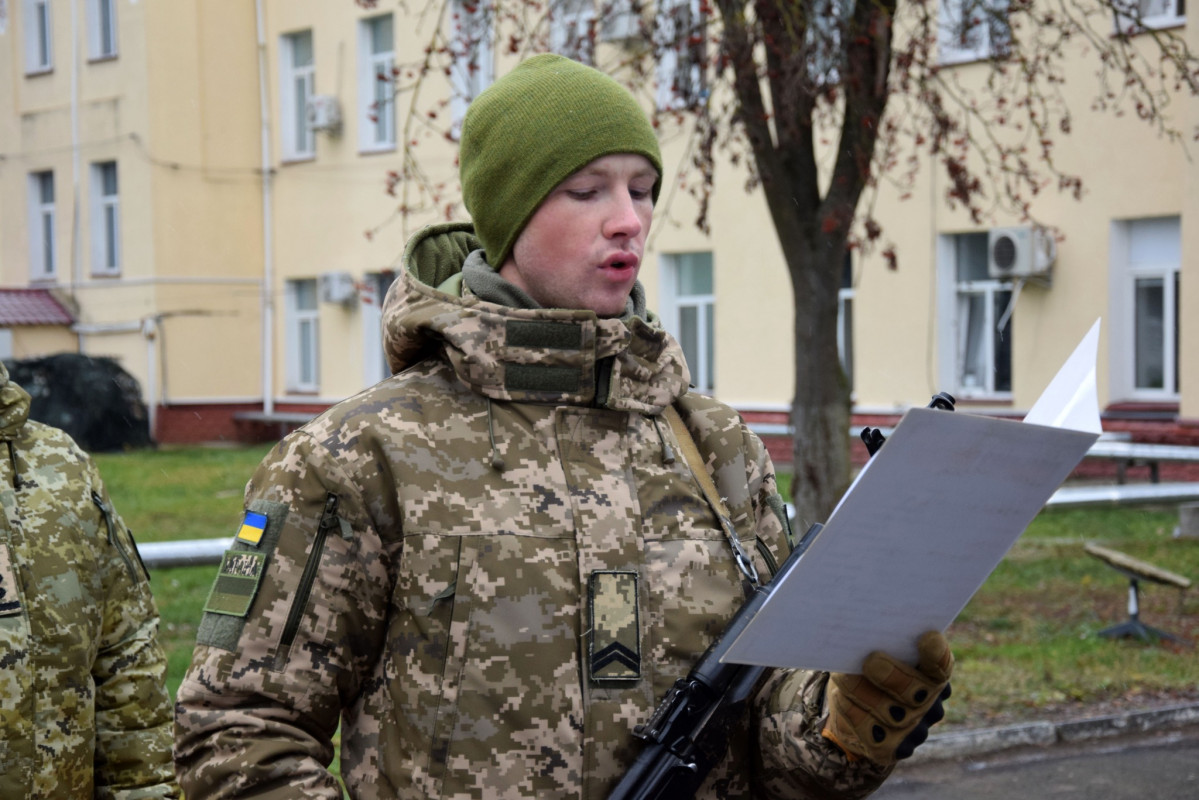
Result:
[822, 630, 954, 764]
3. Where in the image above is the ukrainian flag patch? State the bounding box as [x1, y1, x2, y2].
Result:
[236, 510, 268, 545]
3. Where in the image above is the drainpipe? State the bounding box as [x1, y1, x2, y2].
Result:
[69, 0, 81, 294]
[255, 0, 276, 415]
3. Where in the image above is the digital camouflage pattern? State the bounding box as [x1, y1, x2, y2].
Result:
[0, 364, 178, 799]
[175, 223, 890, 799]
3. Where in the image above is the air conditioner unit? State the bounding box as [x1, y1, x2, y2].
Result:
[319, 271, 357, 305]
[987, 226, 1056, 281]
[306, 94, 343, 135]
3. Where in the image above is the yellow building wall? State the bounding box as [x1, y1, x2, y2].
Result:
[11, 326, 77, 359]
[262, 0, 451, 401]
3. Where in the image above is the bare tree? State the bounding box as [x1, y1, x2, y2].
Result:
[361, 0, 1199, 524]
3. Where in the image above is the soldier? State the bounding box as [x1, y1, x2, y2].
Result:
[175, 54, 952, 799]
[0, 363, 178, 799]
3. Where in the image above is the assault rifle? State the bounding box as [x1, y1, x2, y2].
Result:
[609, 393, 956, 800]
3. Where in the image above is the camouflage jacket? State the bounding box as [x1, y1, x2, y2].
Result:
[175, 223, 889, 799]
[0, 365, 178, 799]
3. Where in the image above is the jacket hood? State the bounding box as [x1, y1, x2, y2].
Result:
[381, 222, 691, 414]
[0, 362, 31, 441]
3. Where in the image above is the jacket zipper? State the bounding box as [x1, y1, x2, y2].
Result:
[92, 491, 145, 583]
[276, 492, 339, 668]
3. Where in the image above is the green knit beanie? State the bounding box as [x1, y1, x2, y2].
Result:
[459, 54, 663, 268]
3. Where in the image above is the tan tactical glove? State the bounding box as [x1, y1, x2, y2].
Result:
[822, 630, 954, 764]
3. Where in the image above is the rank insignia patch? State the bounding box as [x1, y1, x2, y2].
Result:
[589, 570, 641, 682]
[204, 550, 267, 617]
[236, 510, 269, 545]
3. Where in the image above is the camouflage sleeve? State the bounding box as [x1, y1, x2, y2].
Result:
[87, 457, 180, 799]
[174, 431, 392, 799]
[741, 429, 893, 800]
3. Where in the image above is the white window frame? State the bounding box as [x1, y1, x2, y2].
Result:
[838, 253, 854, 392]
[660, 252, 716, 394]
[280, 30, 316, 161]
[28, 170, 56, 281]
[655, 0, 703, 111]
[361, 270, 398, 387]
[358, 14, 395, 153]
[550, 0, 596, 66]
[938, 0, 1011, 65]
[936, 232, 1013, 399]
[286, 279, 320, 392]
[90, 161, 120, 275]
[85, 0, 117, 60]
[23, 0, 53, 74]
[1115, 0, 1185, 32]
[1109, 217, 1180, 401]
[449, 0, 495, 139]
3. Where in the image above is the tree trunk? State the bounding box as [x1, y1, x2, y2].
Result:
[786, 233, 853, 529]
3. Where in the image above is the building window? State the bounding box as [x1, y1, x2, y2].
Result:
[449, 0, 494, 138]
[90, 161, 120, 275]
[550, 0, 595, 66]
[661, 252, 715, 393]
[938, 0, 1011, 65]
[287, 279, 320, 392]
[86, 0, 117, 60]
[280, 30, 316, 160]
[943, 232, 1012, 397]
[361, 270, 398, 386]
[1116, 0, 1185, 32]
[358, 15, 395, 152]
[28, 171, 56, 281]
[1112, 217, 1180, 398]
[838, 253, 854, 392]
[23, 0, 53, 73]
[655, 0, 704, 110]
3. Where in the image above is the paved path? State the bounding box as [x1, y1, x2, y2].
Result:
[875, 726, 1199, 799]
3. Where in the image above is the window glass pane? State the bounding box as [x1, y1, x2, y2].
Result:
[37, 3, 51, 66]
[704, 305, 715, 389]
[1134, 277, 1165, 389]
[291, 31, 313, 67]
[955, 232, 989, 281]
[1173, 272, 1180, 393]
[299, 320, 316, 385]
[959, 293, 986, 390]
[370, 15, 393, 53]
[679, 305, 699, 372]
[105, 206, 118, 267]
[102, 162, 118, 195]
[100, 0, 115, 54]
[296, 279, 318, 310]
[39, 172, 54, 202]
[992, 289, 1012, 392]
[294, 76, 309, 152]
[839, 295, 853, 389]
[41, 215, 54, 272]
[675, 252, 713, 295]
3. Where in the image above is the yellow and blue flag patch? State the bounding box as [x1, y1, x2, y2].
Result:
[236, 510, 268, 545]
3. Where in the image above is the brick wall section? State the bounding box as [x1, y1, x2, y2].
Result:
[155, 403, 329, 445]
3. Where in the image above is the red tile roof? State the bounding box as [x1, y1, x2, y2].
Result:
[0, 289, 75, 326]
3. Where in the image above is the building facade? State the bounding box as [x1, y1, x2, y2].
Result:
[0, 0, 1194, 452]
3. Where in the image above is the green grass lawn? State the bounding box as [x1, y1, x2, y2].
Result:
[100, 446, 1199, 727]
[94, 444, 274, 698]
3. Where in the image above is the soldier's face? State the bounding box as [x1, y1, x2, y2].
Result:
[499, 154, 657, 317]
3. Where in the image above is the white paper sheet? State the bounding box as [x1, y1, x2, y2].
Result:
[723, 321, 1103, 673]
